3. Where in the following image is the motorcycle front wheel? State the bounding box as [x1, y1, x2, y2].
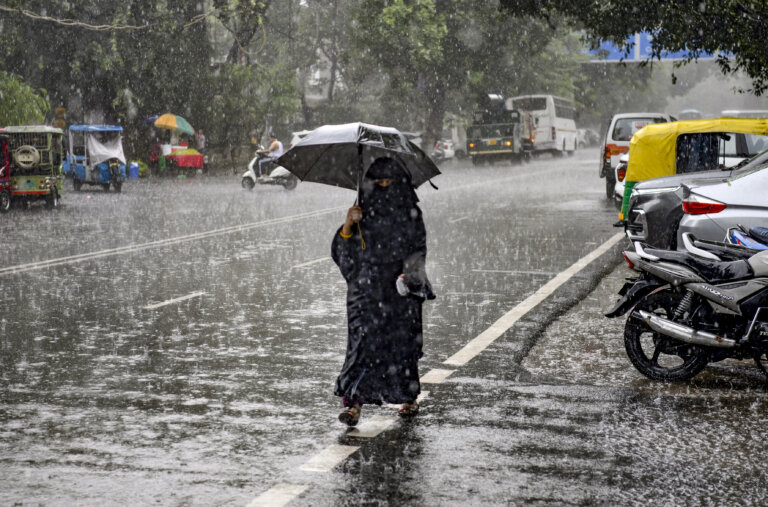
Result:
[624, 289, 709, 381]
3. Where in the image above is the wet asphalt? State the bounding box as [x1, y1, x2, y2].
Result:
[3, 149, 766, 506]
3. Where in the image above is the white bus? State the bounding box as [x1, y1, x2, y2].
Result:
[508, 95, 578, 155]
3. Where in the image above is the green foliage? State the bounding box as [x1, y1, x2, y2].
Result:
[0, 71, 49, 124]
[500, 0, 768, 95]
[207, 64, 299, 149]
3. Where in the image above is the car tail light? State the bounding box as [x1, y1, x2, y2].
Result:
[606, 144, 629, 157]
[682, 194, 727, 215]
[617, 165, 627, 182]
[622, 252, 634, 270]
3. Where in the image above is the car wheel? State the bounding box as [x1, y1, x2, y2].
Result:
[605, 173, 616, 199]
[0, 189, 11, 212]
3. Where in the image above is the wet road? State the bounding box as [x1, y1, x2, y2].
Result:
[5, 149, 759, 505]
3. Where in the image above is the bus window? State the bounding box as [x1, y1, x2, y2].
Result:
[511, 97, 547, 111]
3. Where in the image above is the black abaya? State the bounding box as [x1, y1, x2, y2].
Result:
[331, 158, 435, 405]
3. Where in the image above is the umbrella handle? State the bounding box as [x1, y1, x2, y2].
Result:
[357, 222, 366, 250]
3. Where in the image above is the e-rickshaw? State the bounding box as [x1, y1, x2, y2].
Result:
[0, 129, 10, 212]
[619, 118, 768, 220]
[5, 125, 64, 209]
[66, 125, 126, 192]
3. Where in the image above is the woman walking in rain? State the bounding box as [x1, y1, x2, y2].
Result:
[332, 157, 435, 426]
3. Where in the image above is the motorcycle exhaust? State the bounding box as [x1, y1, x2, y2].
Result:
[633, 310, 736, 348]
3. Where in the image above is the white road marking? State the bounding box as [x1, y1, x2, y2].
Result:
[449, 216, 470, 224]
[292, 256, 332, 269]
[1, 165, 566, 278]
[298, 444, 360, 473]
[444, 232, 625, 366]
[472, 269, 561, 276]
[143, 291, 205, 310]
[347, 415, 398, 438]
[420, 368, 455, 384]
[247, 483, 308, 507]
[0, 206, 346, 277]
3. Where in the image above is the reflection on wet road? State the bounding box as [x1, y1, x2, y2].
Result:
[6, 150, 760, 505]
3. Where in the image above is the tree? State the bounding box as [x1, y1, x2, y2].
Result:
[500, 0, 768, 94]
[344, 0, 580, 148]
[0, 71, 49, 124]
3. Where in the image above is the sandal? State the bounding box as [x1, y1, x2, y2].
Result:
[338, 405, 361, 426]
[398, 402, 419, 417]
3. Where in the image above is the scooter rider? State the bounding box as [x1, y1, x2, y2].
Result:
[256, 132, 284, 178]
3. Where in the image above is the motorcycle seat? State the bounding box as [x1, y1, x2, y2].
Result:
[749, 226, 768, 244]
[644, 247, 754, 283]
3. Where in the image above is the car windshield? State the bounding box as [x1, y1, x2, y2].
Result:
[730, 159, 768, 181]
[612, 117, 667, 141]
[732, 145, 768, 169]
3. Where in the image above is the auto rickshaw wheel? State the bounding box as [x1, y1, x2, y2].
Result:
[0, 190, 10, 212]
[102, 183, 110, 192]
[73, 179, 83, 192]
[113, 181, 122, 193]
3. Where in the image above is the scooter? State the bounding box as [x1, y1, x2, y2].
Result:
[241, 150, 298, 191]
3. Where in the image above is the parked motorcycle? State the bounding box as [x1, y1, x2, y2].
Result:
[241, 149, 298, 191]
[606, 233, 768, 381]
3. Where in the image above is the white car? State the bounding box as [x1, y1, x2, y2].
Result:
[600, 112, 675, 199]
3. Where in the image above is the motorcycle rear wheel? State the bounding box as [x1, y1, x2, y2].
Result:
[624, 289, 709, 381]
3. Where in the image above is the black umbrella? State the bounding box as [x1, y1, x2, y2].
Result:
[276, 122, 440, 192]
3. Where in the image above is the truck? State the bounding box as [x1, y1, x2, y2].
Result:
[466, 95, 534, 165]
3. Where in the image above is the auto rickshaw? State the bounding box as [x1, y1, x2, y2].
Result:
[5, 125, 64, 209]
[619, 118, 768, 220]
[66, 125, 126, 192]
[0, 129, 10, 212]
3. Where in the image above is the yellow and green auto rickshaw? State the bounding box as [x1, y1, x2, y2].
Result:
[5, 125, 65, 209]
[618, 118, 768, 220]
